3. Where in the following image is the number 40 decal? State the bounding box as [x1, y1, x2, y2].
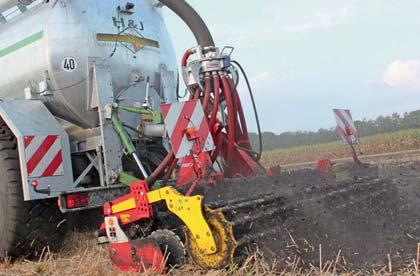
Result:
[61, 57, 78, 72]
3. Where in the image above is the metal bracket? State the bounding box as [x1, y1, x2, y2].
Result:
[105, 216, 129, 243]
[0, 14, 6, 24]
[74, 152, 100, 187]
[147, 186, 217, 254]
[90, 60, 123, 185]
[16, 3, 27, 13]
[160, 64, 177, 103]
[94, 147, 105, 187]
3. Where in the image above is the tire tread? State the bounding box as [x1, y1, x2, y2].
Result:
[0, 123, 67, 258]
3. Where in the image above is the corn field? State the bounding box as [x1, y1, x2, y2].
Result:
[261, 128, 420, 167]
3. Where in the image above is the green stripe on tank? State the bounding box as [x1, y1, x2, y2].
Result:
[0, 31, 43, 58]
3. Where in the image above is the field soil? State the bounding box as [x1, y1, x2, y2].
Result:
[260, 160, 419, 271]
[196, 152, 420, 272]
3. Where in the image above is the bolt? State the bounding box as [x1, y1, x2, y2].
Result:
[211, 246, 215, 251]
[196, 234, 200, 239]
[125, 2, 135, 10]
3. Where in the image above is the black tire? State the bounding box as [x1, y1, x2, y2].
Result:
[149, 229, 186, 268]
[0, 122, 67, 258]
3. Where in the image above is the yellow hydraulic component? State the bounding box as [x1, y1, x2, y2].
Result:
[186, 208, 237, 269]
[111, 198, 136, 213]
[147, 186, 217, 255]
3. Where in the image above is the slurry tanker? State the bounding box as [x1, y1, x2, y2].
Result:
[0, 0, 271, 271]
[1, 0, 417, 272]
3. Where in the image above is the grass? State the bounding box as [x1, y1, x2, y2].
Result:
[261, 128, 420, 167]
[1, 233, 418, 275]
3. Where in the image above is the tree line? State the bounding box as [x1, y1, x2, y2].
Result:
[249, 110, 420, 151]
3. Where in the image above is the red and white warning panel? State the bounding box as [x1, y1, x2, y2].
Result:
[161, 100, 215, 159]
[333, 109, 359, 145]
[24, 135, 64, 178]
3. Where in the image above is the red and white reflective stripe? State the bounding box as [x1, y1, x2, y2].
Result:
[24, 135, 64, 177]
[333, 109, 358, 144]
[161, 100, 215, 159]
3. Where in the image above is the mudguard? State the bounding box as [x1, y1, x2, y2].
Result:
[0, 99, 74, 200]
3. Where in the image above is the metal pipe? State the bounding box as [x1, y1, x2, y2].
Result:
[158, 0, 215, 47]
[206, 193, 268, 209]
[231, 205, 286, 226]
[0, 0, 33, 13]
[132, 153, 149, 179]
[216, 194, 282, 212]
[142, 124, 165, 137]
[111, 111, 149, 179]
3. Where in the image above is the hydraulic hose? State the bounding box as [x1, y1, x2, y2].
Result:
[202, 75, 212, 111]
[164, 157, 178, 181]
[146, 151, 175, 185]
[230, 81, 242, 141]
[209, 74, 220, 128]
[181, 49, 192, 67]
[231, 60, 263, 161]
[211, 132, 223, 162]
[220, 74, 236, 167]
[235, 92, 249, 144]
[158, 0, 215, 47]
[228, 78, 251, 147]
[192, 86, 201, 100]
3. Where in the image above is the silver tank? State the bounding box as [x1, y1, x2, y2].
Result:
[0, 0, 178, 128]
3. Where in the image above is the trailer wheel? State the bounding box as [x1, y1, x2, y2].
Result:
[0, 122, 67, 258]
[149, 229, 186, 268]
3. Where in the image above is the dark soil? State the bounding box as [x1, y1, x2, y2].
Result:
[70, 157, 420, 271]
[196, 160, 420, 270]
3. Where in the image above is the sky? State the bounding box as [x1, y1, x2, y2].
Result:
[162, 0, 420, 134]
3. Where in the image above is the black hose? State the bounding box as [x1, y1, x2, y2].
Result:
[122, 123, 140, 134]
[158, 0, 215, 47]
[231, 60, 263, 161]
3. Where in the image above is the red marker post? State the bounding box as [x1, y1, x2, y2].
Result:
[333, 109, 361, 165]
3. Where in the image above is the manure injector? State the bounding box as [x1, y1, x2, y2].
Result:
[0, 0, 284, 272]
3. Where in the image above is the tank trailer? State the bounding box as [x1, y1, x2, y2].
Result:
[0, 0, 279, 271]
